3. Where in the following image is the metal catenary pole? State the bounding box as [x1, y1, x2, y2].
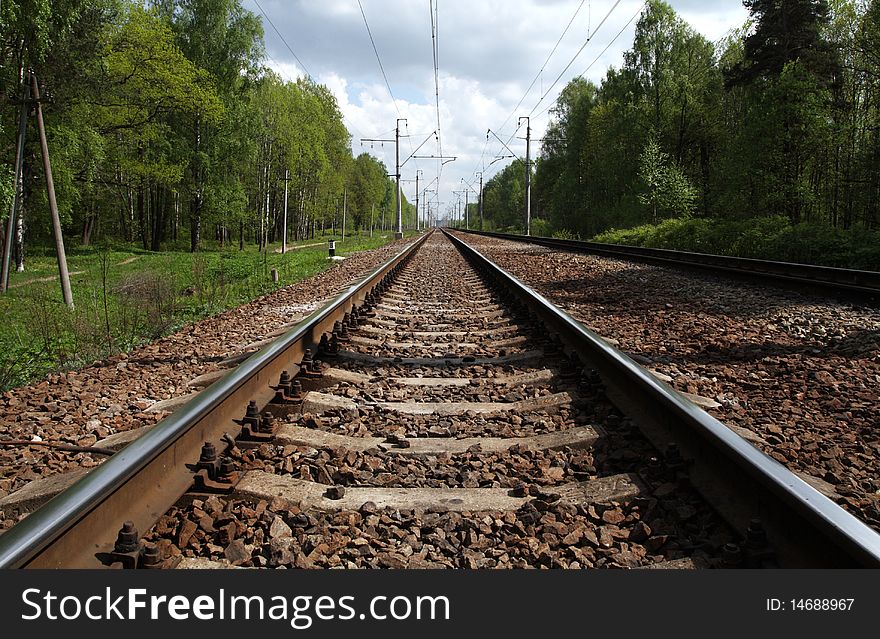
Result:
[31, 73, 73, 307]
[519, 116, 531, 236]
[478, 172, 484, 231]
[414, 170, 420, 232]
[395, 119, 404, 239]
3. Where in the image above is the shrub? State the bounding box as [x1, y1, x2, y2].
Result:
[591, 217, 880, 270]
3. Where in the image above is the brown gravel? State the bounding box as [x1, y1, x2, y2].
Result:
[139, 232, 736, 569]
[453, 232, 880, 531]
[0, 236, 416, 525]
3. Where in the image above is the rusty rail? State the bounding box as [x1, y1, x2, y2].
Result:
[447, 229, 880, 567]
[458, 229, 880, 300]
[0, 232, 431, 568]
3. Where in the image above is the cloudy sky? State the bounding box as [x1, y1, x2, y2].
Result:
[244, 0, 748, 222]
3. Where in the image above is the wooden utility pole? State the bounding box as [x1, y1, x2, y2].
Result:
[1, 81, 28, 293]
[29, 73, 74, 306]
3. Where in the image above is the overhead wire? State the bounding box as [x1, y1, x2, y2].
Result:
[253, 1, 367, 144]
[429, 0, 444, 198]
[357, 0, 401, 117]
[494, 0, 588, 140]
[356, 0, 421, 202]
[535, 0, 646, 122]
[479, 0, 598, 188]
[253, 0, 313, 80]
[528, 0, 623, 117]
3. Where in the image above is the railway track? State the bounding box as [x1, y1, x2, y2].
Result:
[459, 229, 880, 300]
[0, 230, 878, 568]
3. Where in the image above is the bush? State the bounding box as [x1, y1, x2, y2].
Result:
[591, 217, 880, 270]
[529, 218, 553, 237]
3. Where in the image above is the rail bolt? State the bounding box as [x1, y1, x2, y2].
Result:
[140, 543, 163, 569]
[743, 518, 777, 568]
[217, 457, 236, 481]
[199, 442, 218, 465]
[260, 411, 276, 434]
[114, 521, 140, 554]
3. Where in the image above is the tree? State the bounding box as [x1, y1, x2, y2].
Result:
[151, 0, 264, 251]
[725, 0, 839, 88]
[638, 137, 697, 220]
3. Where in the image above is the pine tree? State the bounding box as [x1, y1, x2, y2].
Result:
[725, 0, 838, 87]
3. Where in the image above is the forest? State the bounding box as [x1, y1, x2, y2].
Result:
[0, 0, 415, 267]
[478, 0, 880, 269]
[0, 0, 421, 389]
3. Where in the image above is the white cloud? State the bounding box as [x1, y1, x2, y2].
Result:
[251, 0, 749, 217]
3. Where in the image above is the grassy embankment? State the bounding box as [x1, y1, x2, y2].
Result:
[0, 231, 411, 390]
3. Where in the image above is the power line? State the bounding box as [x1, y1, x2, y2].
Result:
[357, 0, 401, 118]
[481, 0, 626, 188]
[528, 0, 624, 117]
[252, 1, 369, 142]
[429, 0, 444, 195]
[535, 0, 646, 122]
[355, 0, 421, 187]
[253, 0, 312, 80]
[495, 0, 589, 138]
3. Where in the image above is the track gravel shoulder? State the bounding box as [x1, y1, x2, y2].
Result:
[453, 232, 880, 531]
[0, 236, 417, 528]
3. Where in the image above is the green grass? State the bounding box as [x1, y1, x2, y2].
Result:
[0, 230, 413, 390]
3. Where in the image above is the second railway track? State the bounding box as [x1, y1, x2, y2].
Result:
[1, 230, 878, 568]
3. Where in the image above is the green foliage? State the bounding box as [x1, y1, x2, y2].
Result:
[725, 0, 838, 87]
[592, 216, 880, 269]
[0, 232, 399, 390]
[637, 137, 697, 221]
[529, 218, 553, 237]
[531, 0, 878, 263]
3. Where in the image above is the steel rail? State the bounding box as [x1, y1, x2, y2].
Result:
[446, 229, 880, 567]
[0, 232, 432, 568]
[458, 230, 880, 299]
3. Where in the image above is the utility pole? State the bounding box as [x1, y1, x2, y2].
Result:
[414, 170, 421, 232]
[519, 116, 531, 236]
[453, 190, 466, 228]
[478, 172, 484, 231]
[1, 79, 28, 293]
[370, 203, 374, 238]
[464, 188, 469, 230]
[395, 118, 404, 238]
[32, 73, 73, 307]
[423, 188, 435, 230]
[282, 169, 289, 253]
[360, 120, 407, 239]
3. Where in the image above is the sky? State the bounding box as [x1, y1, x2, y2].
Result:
[243, 0, 749, 223]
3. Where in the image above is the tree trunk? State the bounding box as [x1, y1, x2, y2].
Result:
[137, 179, 148, 250]
[151, 185, 166, 251]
